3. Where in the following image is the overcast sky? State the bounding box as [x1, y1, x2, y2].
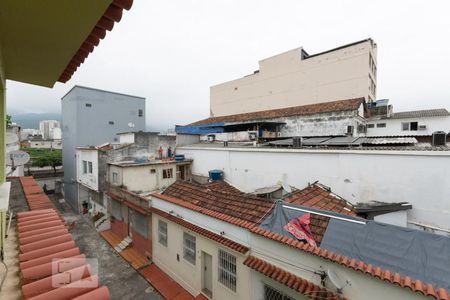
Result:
[6, 0, 450, 131]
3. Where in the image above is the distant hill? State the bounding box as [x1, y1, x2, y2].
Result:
[11, 113, 61, 129]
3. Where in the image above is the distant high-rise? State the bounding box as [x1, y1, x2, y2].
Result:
[39, 120, 60, 139]
[61, 86, 146, 211]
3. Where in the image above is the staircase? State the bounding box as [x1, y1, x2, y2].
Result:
[114, 236, 132, 253]
[94, 215, 110, 232]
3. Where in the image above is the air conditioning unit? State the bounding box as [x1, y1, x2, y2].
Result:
[207, 134, 215, 142]
[248, 131, 257, 141]
[418, 125, 427, 130]
[432, 131, 447, 146]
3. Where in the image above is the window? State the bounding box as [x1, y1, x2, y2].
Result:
[347, 125, 354, 135]
[218, 250, 236, 292]
[88, 161, 93, 174]
[85, 103, 92, 107]
[138, 109, 143, 117]
[163, 168, 173, 179]
[82, 160, 87, 174]
[183, 232, 196, 265]
[158, 220, 167, 247]
[108, 121, 114, 125]
[367, 124, 375, 128]
[111, 199, 122, 220]
[112, 172, 118, 184]
[264, 284, 295, 300]
[132, 211, 148, 238]
[150, 169, 156, 174]
[376, 123, 386, 128]
[401, 122, 418, 131]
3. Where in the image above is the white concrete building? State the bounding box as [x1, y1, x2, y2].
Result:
[39, 119, 60, 140]
[367, 108, 450, 138]
[210, 39, 377, 117]
[29, 138, 62, 149]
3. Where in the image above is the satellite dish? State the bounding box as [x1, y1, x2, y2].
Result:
[128, 122, 135, 128]
[326, 269, 346, 293]
[281, 173, 291, 194]
[6, 150, 30, 166]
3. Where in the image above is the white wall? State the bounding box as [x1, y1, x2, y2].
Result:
[119, 133, 135, 144]
[367, 115, 450, 137]
[177, 146, 450, 231]
[210, 40, 376, 117]
[151, 197, 428, 300]
[76, 149, 99, 191]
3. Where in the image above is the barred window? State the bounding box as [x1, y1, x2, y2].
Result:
[218, 249, 236, 292]
[158, 220, 167, 247]
[183, 232, 196, 265]
[163, 168, 173, 179]
[264, 284, 295, 300]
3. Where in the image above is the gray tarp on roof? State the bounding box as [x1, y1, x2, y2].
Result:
[261, 202, 450, 292]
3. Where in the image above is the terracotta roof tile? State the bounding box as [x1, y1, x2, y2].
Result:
[161, 180, 274, 225]
[190, 98, 365, 126]
[150, 207, 249, 254]
[244, 256, 346, 300]
[17, 208, 109, 299]
[19, 177, 56, 211]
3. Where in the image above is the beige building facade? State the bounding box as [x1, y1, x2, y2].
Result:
[210, 39, 377, 117]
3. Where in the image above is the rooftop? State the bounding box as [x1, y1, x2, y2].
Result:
[385, 108, 450, 119]
[189, 98, 365, 126]
[109, 158, 192, 167]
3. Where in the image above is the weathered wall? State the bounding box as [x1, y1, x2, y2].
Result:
[76, 149, 99, 191]
[366, 115, 450, 137]
[177, 146, 450, 231]
[210, 40, 376, 117]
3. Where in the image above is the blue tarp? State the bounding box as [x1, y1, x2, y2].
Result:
[175, 122, 225, 135]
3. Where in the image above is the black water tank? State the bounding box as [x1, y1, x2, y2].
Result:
[432, 131, 447, 146]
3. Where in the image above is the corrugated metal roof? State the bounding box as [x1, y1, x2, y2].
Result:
[17, 208, 110, 299]
[387, 109, 449, 119]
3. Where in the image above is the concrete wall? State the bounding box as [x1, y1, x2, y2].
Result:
[177, 146, 450, 231]
[29, 140, 62, 149]
[76, 149, 99, 191]
[367, 115, 450, 137]
[210, 40, 376, 117]
[108, 163, 178, 193]
[62, 86, 145, 211]
[152, 213, 251, 299]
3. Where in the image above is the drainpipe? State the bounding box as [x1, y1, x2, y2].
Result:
[0, 80, 5, 183]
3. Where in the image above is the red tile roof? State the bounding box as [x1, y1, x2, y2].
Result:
[160, 180, 274, 225]
[152, 181, 450, 300]
[284, 183, 356, 245]
[150, 207, 249, 254]
[19, 176, 56, 211]
[244, 256, 346, 300]
[286, 183, 355, 216]
[57, 0, 134, 83]
[190, 98, 365, 126]
[16, 208, 110, 299]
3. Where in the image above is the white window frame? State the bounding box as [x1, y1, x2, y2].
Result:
[183, 232, 196, 265]
[88, 161, 93, 174]
[376, 123, 386, 128]
[163, 168, 173, 179]
[218, 249, 237, 292]
[82, 160, 87, 174]
[158, 220, 168, 247]
[264, 284, 295, 300]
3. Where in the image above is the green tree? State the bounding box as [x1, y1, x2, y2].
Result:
[6, 114, 12, 127]
[31, 149, 62, 175]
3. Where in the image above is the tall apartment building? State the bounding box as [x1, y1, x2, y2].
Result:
[210, 39, 377, 117]
[62, 86, 146, 211]
[39, 119, 60, 139]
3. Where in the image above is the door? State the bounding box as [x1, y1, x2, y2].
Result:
[178, 165, 185, 180]
[202, 251, 213, 298]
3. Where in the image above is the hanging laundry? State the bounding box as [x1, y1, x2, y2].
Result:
[283, 213, 317, 247]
